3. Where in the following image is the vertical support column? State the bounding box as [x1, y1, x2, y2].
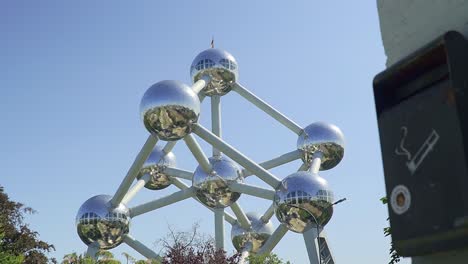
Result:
[85, 242, 99, 260]
[211, 95, 222, 157]
[309, 152, 323, 174]
[303, 228, 321, 264]
[214, 208, 225, 249]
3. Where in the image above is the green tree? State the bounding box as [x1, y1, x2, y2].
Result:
[61, 250, 120, 264]
[0, 185, 55, 263]
[122, 252, 136, 264]
[247, 252, 291, 264]
[381, 197, 401, 264]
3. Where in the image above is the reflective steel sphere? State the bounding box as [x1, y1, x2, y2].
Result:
[297, 122, 345, 170]
[140, 80, 200, 141]
[274, 171, 334, 233]
[192, 156, 243, 208]
[137, 146, 176, 190]
[190, 49, 238, 96]
[76, 195, 130, 249]
[231, 212, 274, 253]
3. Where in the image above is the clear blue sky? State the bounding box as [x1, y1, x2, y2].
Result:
[1, 1, 410, 263]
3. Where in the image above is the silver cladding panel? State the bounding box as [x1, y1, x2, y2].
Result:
[231, 212, 274, 253]
[192, 156, 243, 208]
[274, 171, 334, 233]
[140, 80, 200, 141]
[76, 195, 130, 249]
[190, 49, 238, 96]
[297, 122, 345, 170]
[137, 145, 176, 190]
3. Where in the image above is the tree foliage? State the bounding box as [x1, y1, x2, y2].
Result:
[61, 224, 291, 264]
[157, 224, 239, 264]
[381, 197, 401, 264]
[0, 185, 55, 263]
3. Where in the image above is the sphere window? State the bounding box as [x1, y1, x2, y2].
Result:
[220, 59, 237, 70]
[195, 59, 215, 70]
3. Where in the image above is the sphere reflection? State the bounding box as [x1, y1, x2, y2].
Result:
[190, 49, 238, 96]
[192, 156, 243, 208]
[297, 122, 345, 170]
[140, 80, 200, 141]
[76, 195, 130, 249]
[274, 171, 333, 233]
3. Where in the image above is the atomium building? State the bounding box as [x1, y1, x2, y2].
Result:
[76, 46, 345, 264]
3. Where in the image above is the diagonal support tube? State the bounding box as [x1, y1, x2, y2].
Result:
[257, 224, 289, 255]
[164, 167, 194, 180]
[229, 182, 276, 200]
[230, 202, 251, 229]
[123, 234, 160, 260]
[130, 187, 195, 217]
[233, 83, 303, 135]
[184, 134, 213, 173]
[192, 76, 210, 94]
[211, 95, 222, 157]
[298, 162, 309, 172]
[214, 208, 225, 249]
[170, 178, 237, 225]
[260, 203, 275, 223]
[192, 124, 281, 188]
[110, 135, 158, 207]
[122, 174, 151, 205]
[163, 141, 177, 154]
[242, 149, 302, 177]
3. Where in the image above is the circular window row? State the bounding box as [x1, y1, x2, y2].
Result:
[194, 59, 238, 71]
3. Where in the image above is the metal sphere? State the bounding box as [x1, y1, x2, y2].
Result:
[190, 48, 238, 96]
[137, 146, 176, 190]
[192, 156, 243, 208]
[76, 195, 130, 249]
[297, 122, 345, 170]
[231, 212, 274, 253]
[140, 80, 200, 141]
[274, 171, 334, 233]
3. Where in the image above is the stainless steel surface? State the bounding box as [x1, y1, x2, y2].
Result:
[76, 195, 130, 249]
[110, 135, 158, 207]
[140, 80, 200, 140]
[193, 124, 281, 188]
[274, 171, 334, 233]
[297, 122, 345, 170]
[192, 155, 243, 208]
[231, 212, 274, 253]
[171, 177, 237, 225]
[137, 145, 176, 190]
[190, 48, 238, 96]
[233, 83, 303, 135]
